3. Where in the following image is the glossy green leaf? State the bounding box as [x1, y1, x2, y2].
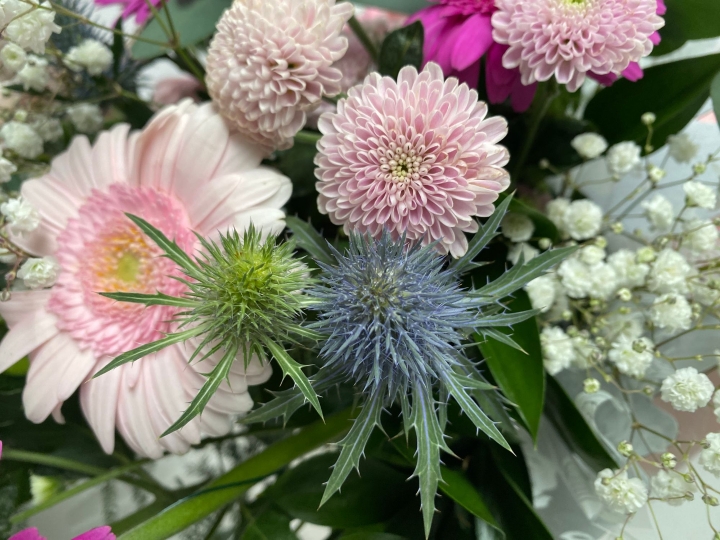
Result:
[378, 22, 424, 79]
[359, 0, 428, 12]
[476, 292, 544, 441]
[652, 0, 720, 56]
[340, 534, 404, 540]
[585, 53, 720, 148]
[270, 454, 413, 528]
[243, 508, 297, 540]
[451, 193, 513, 274]
[712, 71, 720, 129]
[131, 0, 232, 60]
[262, 337, 323, 420]
[440, 468, 504, 539]
[161, 342, 238, 437]
[118, 410, 354, 540]
[544, 376, 617, 471]
[285, 216, 334, 266]
[321, 390, 384, 506]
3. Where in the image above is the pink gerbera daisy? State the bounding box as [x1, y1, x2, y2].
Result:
[0, 100, 292, 458]
[408, 0, 537, 112]
[315, 62, 510, 258]
[206, 0, 353, 154]
[492, 0, 665, 92]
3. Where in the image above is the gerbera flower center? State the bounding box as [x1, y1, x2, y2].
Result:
[48, 184, 196, 357]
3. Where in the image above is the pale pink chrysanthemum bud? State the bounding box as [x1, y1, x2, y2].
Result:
[206, 0, 354, 154]
[315, 62, 510, 258]
[492, 0, 665, 92]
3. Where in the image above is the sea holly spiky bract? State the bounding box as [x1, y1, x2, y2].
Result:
[94, 215, 320, 436]
[247, 196, 576, 536]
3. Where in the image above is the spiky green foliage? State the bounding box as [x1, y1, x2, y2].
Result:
[95, 215, 320, 436]
[248, 197, 576, 537]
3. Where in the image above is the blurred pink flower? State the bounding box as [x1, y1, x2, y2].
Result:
[315, 63, 510, 257]
[10, 527, 115, 540]
[0, 101, 292, 458]
[94, 0, 162, 24]
[206, 0, 353, 154]
[591, 0, 668, 86]
[407, 0, 536, 112]
[153, 74, 202, 106]
[492, 0, 664, 92]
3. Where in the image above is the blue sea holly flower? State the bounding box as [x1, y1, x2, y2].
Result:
[246, 201, 574, 537]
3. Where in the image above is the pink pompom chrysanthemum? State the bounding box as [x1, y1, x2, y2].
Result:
[206, 0, 354, 154]
[492, 0, 665, 92]
[0, 100, 292, 458]
[315, 62, 510, 258]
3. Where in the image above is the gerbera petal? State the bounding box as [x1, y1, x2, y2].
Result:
[81, 364, 123, 454]
[0, 290, 51, 326]
[0, 309, 58, 374]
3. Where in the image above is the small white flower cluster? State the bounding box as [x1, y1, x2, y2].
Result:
[0, 0, 60, 85]
[547, 197, 603, 241]
[17, 256, 59, 289]
[594, 469, 648, 514]
[1, 196, 40, 234]
[64, 39, 112, 76]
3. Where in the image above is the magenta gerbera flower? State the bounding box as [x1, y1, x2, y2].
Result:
[0, 101, 292, 458]
[408, 0, 537, 112]
[492, 0, 665, 92]
[315, 62, 510, 257]
[94, 0, 162, 24]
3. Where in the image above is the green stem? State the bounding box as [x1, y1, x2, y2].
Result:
[11, 460, 151, 523]
[294, 130, 322, 146]
[510, 82, 559, 182]
[348, 16, 378, 64]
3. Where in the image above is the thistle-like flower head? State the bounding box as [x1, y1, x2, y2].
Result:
[313, 231, 477, 401]
[97, 218, 321, 437]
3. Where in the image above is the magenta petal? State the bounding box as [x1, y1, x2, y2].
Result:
[622, 62, 644, 82]
[450, 14, 493, 71]
[73, 527, 116, 540]
[455, 60, 481, 87]
[9, 529, 46, 540]
[510, 81, 537, 113]
[590, 71, 618, 87]
[656, 0, 667, 16]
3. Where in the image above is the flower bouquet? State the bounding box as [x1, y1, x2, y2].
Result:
[0, 0, 720, 538]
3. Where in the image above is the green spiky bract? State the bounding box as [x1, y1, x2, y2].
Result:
[245, 195, 576, 537]
[95, 215, 321, 436]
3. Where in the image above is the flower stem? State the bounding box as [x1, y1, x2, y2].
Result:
[511, 81, 559, 182]
[348, 15, 378, 64]
[295, 130, 322, 145]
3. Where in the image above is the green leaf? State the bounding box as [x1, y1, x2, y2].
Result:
[451, 193, 513, 274]
[161, 342, 238, 437]
[473, 309, 540, 328]
[125, 214, 200, 277]
[378, 21, 424, 79]
[269, 454, 414, 528]
[359, 0, 428, 13]
[651, 0, 720, 56]
[340, 534, 405, 540]
[321, 390, 384, 506]
[94, 325, 206, 378]
[411, 380, 451, 538]
[244, 368, 344, 425]
[476, 292, 545, 442]
[262, 337, 323, 420]
[476, 329, 525, 354]
[473, 246, 577, 300]
[99, 292, 196, 308]
[117, 410, 354, 540]
[111, 18, 124, 79]
[285, 216, 334, 266]
[585, 53, 720, 148]
[242, 508, 297, 540]
[712, 71, 720, 129]
[131, 0, 233, 60]
[440, 468, 504, 539]
[443, 373, 510, 451]
[544, 375, 617, 471]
